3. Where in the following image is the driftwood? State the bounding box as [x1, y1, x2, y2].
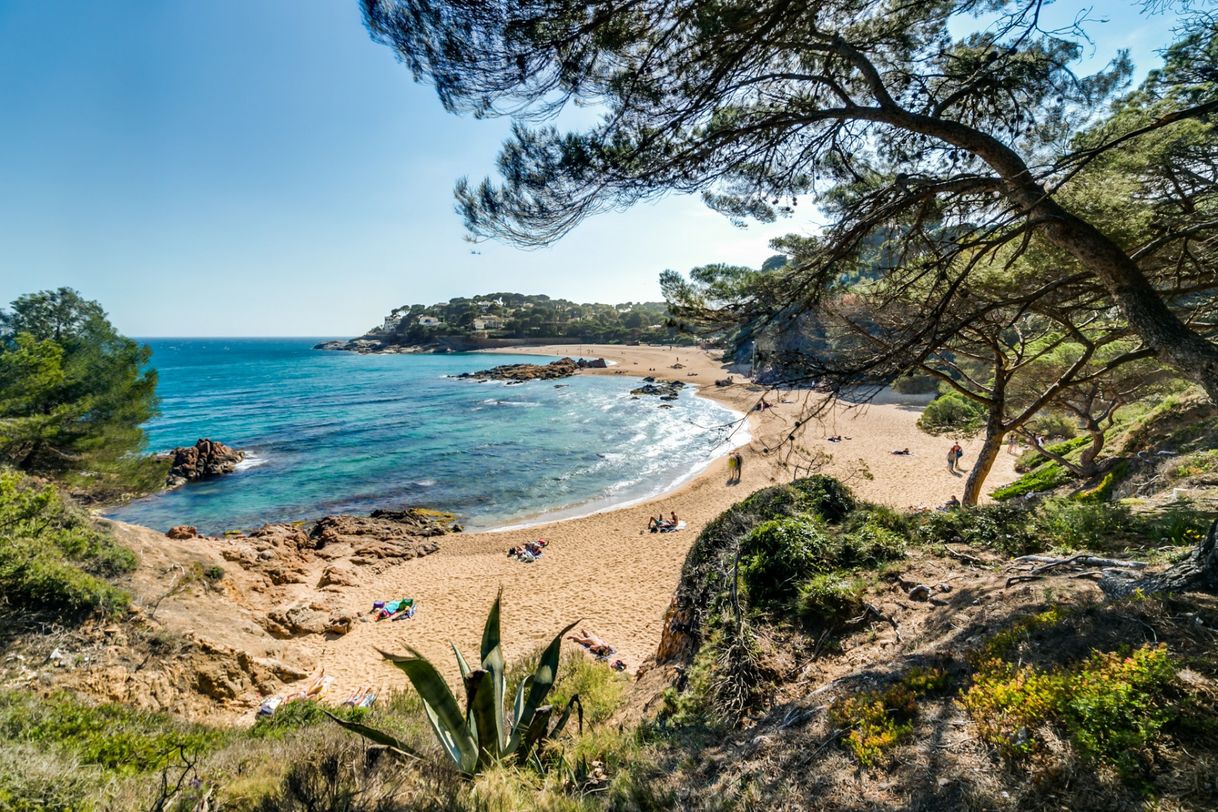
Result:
[850, 602, 902, 642]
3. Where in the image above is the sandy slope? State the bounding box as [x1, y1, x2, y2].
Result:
[291, 345, 1018, 697]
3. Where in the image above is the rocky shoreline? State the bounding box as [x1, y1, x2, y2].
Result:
[454, 356, 607, 383]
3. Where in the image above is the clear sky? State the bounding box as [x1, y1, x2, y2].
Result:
[0, 1, 1185, 336]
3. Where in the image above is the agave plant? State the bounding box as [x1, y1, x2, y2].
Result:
[330, 591, 582, 776]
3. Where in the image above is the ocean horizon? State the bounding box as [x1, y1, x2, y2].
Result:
[108, 338, 744, 534]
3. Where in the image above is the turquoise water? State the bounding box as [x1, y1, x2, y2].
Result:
[107, 339, 742, 534]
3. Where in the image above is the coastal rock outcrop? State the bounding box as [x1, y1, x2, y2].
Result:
[630, 380, 685, 399]
[166, 525, 198, 540]
[457, 357, 582, 383]
[167, 439, 245, 488]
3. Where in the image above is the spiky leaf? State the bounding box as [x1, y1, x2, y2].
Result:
[480, 589, 508, 750]
[324, 712, 426, 761]
[378, 647, 478, 773]
[467, 668, 504, 768]
[508, 619, 579, 753]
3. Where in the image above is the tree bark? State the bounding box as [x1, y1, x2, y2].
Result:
[962, 424, 1005, 506]
[1102, 520, 1218, 598]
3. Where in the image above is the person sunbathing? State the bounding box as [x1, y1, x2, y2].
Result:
[890, 448, 911, 455]
[568, 629, 614, 657]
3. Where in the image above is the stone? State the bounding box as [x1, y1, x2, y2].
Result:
[456, 357, 580, 383]
[318, 564, 357, 588]
[166, 525, 198, 540]
[166, 439, 244, 487]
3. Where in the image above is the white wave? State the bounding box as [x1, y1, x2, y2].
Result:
[235, 453, 268, 471]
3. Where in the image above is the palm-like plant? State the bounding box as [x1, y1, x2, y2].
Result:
[330, 591, 582, 776]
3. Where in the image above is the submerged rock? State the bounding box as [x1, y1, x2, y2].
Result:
[167, 439, 245, 488]
[631, 380, 686, 398]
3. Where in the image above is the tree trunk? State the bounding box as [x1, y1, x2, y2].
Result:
[1102, 520, 1218, 598]
[1078, 425, 1105, 477]
[962, 425, 1005, 506]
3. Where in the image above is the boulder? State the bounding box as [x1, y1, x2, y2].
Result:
[167, 439, 244, 487]
[456, 357, 580, 383]
[263, 604, 329, 638]
[318, 564, 357, 589]
[576, 357, 608, 369]
[166, 525, 198, 540]
[630, 380, 685, 398]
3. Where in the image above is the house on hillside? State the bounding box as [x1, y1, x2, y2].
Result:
[472, 317, 504, 332]
[417, 315, 444, 327]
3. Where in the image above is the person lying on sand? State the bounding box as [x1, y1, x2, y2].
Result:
[940, 495, 961, 511]
[648, 515, 663, 533]
[827, 435, 852, 443]
[890, 448, 911, 455]
[568, 629, 615, 658]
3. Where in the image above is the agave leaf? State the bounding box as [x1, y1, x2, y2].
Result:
[452, 644, 472, 681]
[507, 618, 579, 753]
[377, 647, 478, 774]
[516, 704, 555, 765]
[547, 694, 584, 740]
[467, 668, 504, 768]
[325, 712, 427, 760]
[512, 674, 533, 738]
[479, 589, 508, 750]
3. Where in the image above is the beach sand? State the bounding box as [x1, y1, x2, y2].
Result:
[303, 344, 1019, 693]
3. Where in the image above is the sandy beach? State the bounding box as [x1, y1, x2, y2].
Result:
[287, 344, 1019, 692]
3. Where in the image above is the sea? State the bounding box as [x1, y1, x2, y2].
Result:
[106, 338, 746, 534]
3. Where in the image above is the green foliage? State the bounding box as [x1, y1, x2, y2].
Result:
[889, 373, 939, 394]
[829, 667, 949, 768]
[914, 503, 1041, 556]
[839, 517, 906, 567]
[0, 691, 227, 778]
[249, 700, 365, 740]
[795, 573, 864, 627]
[738, 517, 835, 608]
[0, 468, 134, 618]
[962, 644, 1178, 780]
[789, 474, 857, 523]
[1074, 460, 1132, 503]
[1015, 435, 1091, 473]
[916, 392, 985, 436]
[1028, 499, 1136, 550]
[332, 591, 581, 776]
[0, 288, 158, 494]
[991, 460, 1073, 501]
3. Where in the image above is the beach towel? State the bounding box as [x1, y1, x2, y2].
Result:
[660, 521, 687, 533]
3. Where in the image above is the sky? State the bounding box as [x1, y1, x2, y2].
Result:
[0, 1, 1188, 337]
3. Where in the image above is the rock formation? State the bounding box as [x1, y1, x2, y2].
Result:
[456, 357, 581, 382]
[167, 439, 245, 488]
[630, 380, 685, 399]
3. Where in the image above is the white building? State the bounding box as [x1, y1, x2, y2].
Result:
[417, 315, 443, 327]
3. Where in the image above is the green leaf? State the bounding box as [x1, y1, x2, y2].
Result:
[508, 618, 579, 753]
[377, 647, 478, 774]
[517, 704, 555, 765]
[452, 644, 473, 681]
[466, 668, 504, 768]
[480, 589, 508, 750]
[548, 695, 584, 740]
[325, 712, 426, 760]
[512, 674, 533, 742]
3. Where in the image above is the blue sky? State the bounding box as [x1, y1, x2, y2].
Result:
[0, 1, 1185, 336]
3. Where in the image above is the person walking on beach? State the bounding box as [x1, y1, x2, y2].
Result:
[733, 451, 743, 483]
[948, 442, 963, 472]
[726, 452, 738, 483]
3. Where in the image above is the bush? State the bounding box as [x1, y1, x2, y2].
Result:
[790, 475, 856, 523]
[0, 691, 227, 777]
[0, 469, 135, 619]
[1029, 498, 1135, 550]
[991, 460, 1073, 501]
[916, 392, 985, 436]
[962, 644, 1178, 780]
[738, 517, 835, 607]
[829, 666, 949, 768]
[914, 503, 1040, 556]
[839, 519, 906, 568]
[890, 373, 939, 394]
[795, 573, 864, 627]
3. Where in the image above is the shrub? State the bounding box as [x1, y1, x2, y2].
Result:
[0, 691, 227, 777]
[991, 460, 1073, 501]
[738, 517, 835, 607]
[839, 519, 906, 568]
[1074, 459, 1132, 503]
[1029, 499, 1135, 550]
[916, 392, 985, 436]
[0, 469, 135, 619]
[795, 573, 864, 627]
[962, 644, 1178, 780]
[914, 503, 1040, 556]
[830, 667, 949, 768]
[789, 475, 856, 523]
[890, 373, 939, 394]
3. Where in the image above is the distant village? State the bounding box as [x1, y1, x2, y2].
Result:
[367, 293, 686, 344]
